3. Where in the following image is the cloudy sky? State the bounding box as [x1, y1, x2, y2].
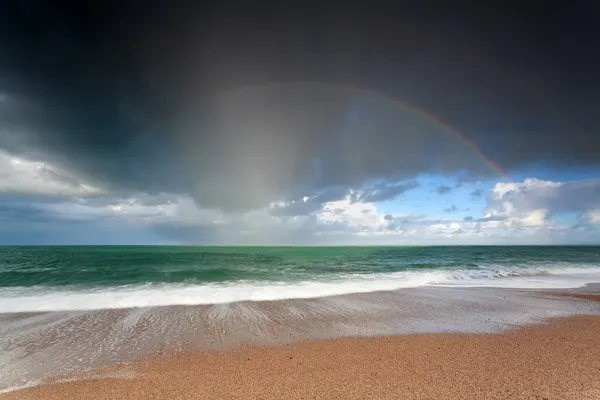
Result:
[1, 1, 599, 245]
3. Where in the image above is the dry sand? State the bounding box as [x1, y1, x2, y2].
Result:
[3, 315, 600, 400]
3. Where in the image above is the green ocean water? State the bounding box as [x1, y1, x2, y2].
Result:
[1, 245, 600, 287]
[1, 246, 600, 312]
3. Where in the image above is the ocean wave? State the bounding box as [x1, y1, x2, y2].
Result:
[0, 265, 599, 313]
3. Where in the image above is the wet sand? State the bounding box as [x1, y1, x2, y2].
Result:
[551, 293, 600, 302]
[543, 283, 600, 303]
[1, 285, 600, 398]
[3, 315, 600, 400]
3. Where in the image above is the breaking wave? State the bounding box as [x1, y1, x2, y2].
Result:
[1, 265, 599, 313]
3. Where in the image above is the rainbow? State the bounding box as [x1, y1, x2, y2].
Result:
[219, 81, 509, 180]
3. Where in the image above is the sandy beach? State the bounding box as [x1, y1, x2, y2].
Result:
[1, 288, 599, 399]
[2, 314, 599, 400]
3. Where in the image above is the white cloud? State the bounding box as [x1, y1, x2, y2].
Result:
[428, 222, 462, 235]
[39, 194, 227, 227]
[318, 199, 388, 231]
[2, 173, 600, 244]
[484, 178, 600, 227]
[588, 211, 600, 224]
[104, 196, 227, 226]
[0, 150, 103, 197]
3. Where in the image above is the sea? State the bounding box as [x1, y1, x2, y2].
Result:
[1, 245, 600, 313]
[2, 245, 600, 391]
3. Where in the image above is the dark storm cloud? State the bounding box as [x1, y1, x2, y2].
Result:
[1, 1, 599, 211]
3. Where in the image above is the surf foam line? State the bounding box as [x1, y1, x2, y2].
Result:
[1, 266, 600, 313]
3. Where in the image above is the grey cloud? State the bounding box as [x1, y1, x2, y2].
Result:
[354, 180, 419, 203]
[454, 174, 482, 188]
[0, 200, 59, 223]
[0, 150, 104, 197]
[384, 214, 452, 231]
[4, 187, 595, 244]
[476, 215, 508, 222]
[570, 224, 596, 232]
[60, 192, 180, 208]
[269, 186, 350, 217]
[463, 216, 474, 221]
[470, 189, 483, 199]
[436, 185, 452, 195]
[155, 214, 356, 245]
[37, 167, 85, 190]
[1, 3, 599, 215]
[0, 78, 489, 212]
[539, 180, 600, 212]
[444, 204, 469, 213]
[309, 186, 351, 205]
[0, 199, 95, 224]
[0, 218, 164, 245]
[269, 199, 322, 217]
[486, 179, 600, 219]
[269, 180, 418, 217]
[385, 221, 401, 231]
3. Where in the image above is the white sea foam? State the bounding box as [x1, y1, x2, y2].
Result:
[0, 265, 599, 313]
[0, 381, 43, 394]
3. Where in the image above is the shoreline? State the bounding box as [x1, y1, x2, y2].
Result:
[3, 314, 600, 399]
[1, 285, 599, 398]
